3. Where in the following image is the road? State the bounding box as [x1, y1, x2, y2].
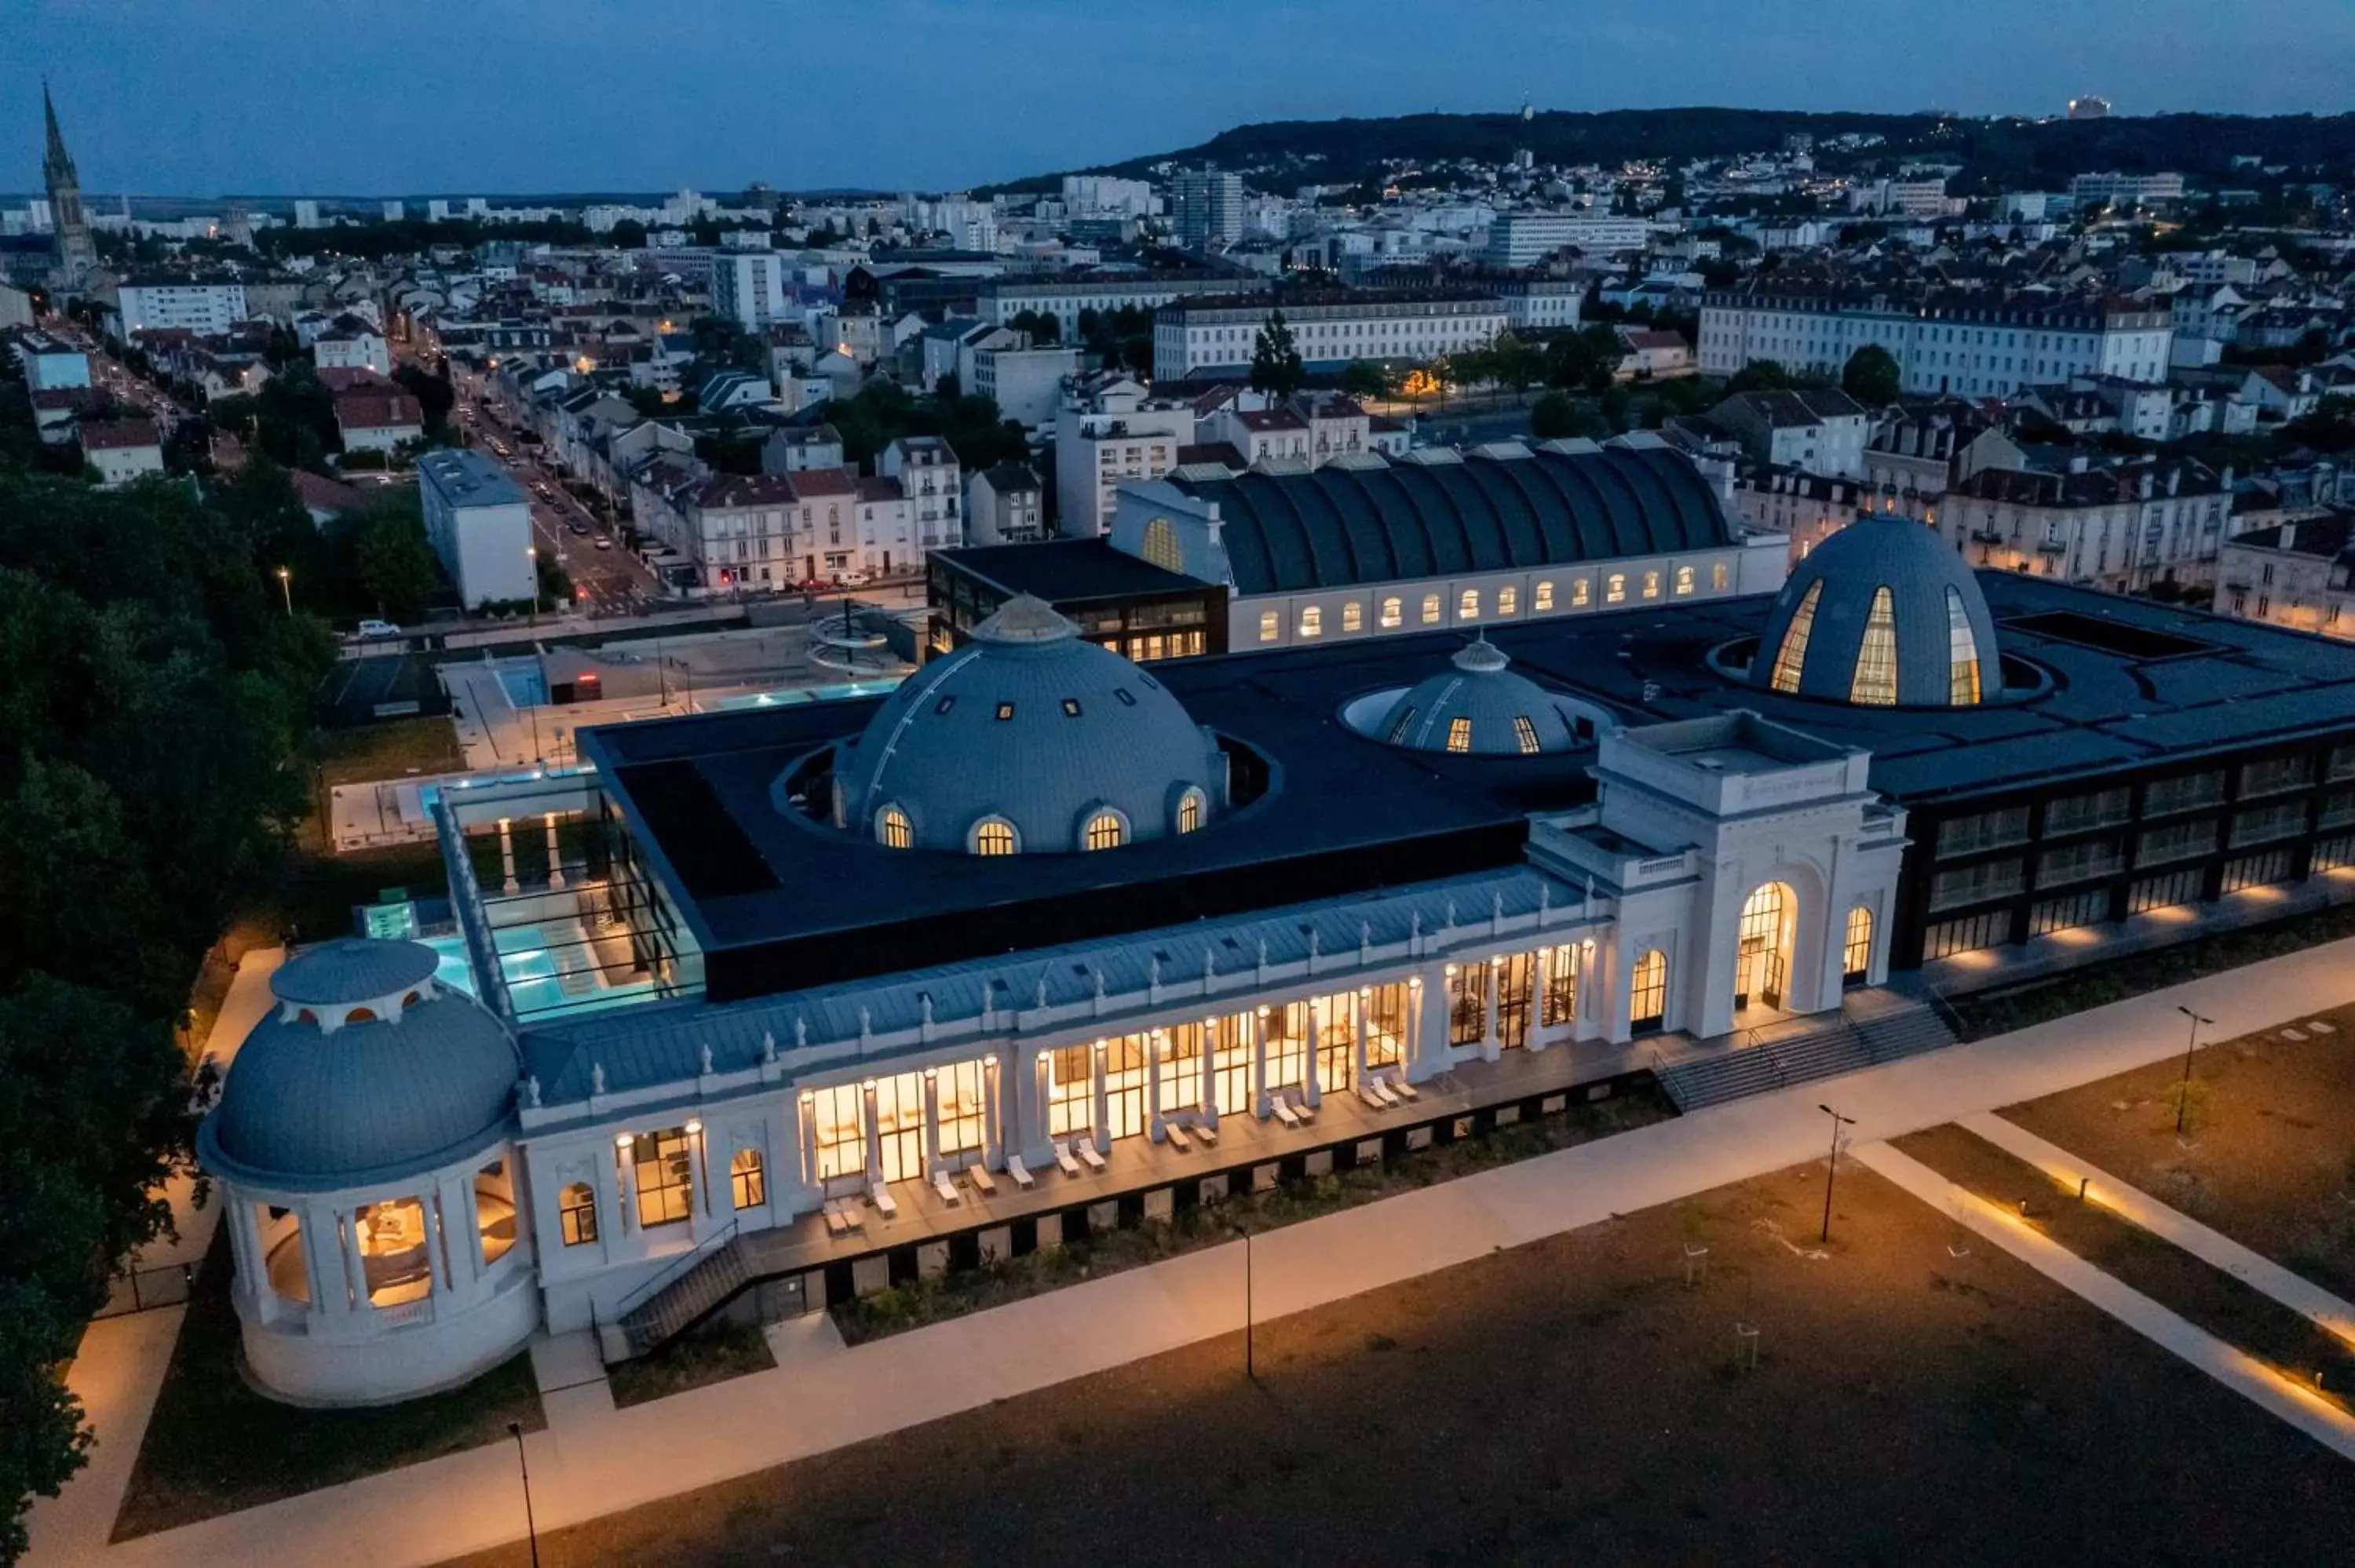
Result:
[462, 396, 661, 614]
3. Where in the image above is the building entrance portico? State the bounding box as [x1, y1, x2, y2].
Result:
[1735, 881, 1795, 1014]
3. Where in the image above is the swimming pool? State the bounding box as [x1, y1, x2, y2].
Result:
[496, 667, 550, 709]
[422, 924, 663, 1023]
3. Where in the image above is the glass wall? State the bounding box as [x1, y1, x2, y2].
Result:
[1047, 1045, 1094, 1138]
[1160, 1024, 1203, 1114]
[811, 1084, 866, 1183]
[1495, 954, 1535, 1048]
[874, 1072, 926, 1182]
[1315, 991, 1355, 1092]
[1104, 1036, 1148, 1140]
[353, 1196, 433, 1306]
[936, 1060, 987, 1165]
[633, 1128, 695, 1228]
[1212, 1015, 1253, 1114]
[1542, 946, 1578, 1026]
[1262, 1002, 1307, 1096]
[1364, 983, 1410, 1070]
[1448, 965, 1486, 1047]
[474, 1159, 517, 1266]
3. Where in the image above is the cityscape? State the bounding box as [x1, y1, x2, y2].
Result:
[7, 11, 2355, 1565]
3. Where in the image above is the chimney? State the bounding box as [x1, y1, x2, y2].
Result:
[2280, 521, 2298, 552]
[2068, 452, 2089, 475]
[2167, 466, 2182, 497]
[2139, 469, 2156, 500]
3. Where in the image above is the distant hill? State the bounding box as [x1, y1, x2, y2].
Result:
[989, 108, 2355, 196]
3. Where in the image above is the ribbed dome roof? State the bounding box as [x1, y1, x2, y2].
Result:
[1375, 638, 1581, 756]
[1751, 517, 2002, 708]
[269, 938, 440, 1006]
[831, 596, 1226, 854]
[202, 959, 520, 1192]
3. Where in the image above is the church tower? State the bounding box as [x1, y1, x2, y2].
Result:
[42, 83, 98, 290]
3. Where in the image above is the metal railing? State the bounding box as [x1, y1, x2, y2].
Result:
[611, 1215, 740, 1328]
[94, 1260, 199, 1319]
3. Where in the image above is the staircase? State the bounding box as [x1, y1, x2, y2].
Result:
[1652, 995, 1957, 1113]
[614, 1231, 750, 1360]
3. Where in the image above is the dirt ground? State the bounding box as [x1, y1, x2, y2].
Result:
[2002, 1000, 2355, 1300]
[442, 1158, 2355, 1568]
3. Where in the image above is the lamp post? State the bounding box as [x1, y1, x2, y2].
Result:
[273, 565, 291, 616]
[526, 545, 539, 627]
[1817, 1103, 1855, 1244]
[1234, 1224, 1254, 1381]
[2174, 1005, 2215, 1136]
[506, 1420, 540, 1568]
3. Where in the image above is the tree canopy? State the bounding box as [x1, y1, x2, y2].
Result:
[1248, 310, 1305, 400]
[1842, 345, 1903, 407]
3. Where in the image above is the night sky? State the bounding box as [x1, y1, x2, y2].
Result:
[10, 0, 2354, 196]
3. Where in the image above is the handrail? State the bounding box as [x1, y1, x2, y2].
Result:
[613, 1215, 739, 1324]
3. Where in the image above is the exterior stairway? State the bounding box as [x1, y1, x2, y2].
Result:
[614, 1231, 750, 1359]
[1653, 995, 1957, 1113]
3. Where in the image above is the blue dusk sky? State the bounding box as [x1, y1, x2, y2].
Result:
[9, 0, 2355, 195]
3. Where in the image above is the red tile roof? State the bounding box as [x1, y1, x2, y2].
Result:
[332, 390, 424, 432]
[81, 418, 159, 451]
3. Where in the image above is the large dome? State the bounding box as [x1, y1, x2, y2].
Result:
[1751, 517, 2001, 707]
[831, 596, 1227, 854]
[1375, 638, 1582, 756]
[200, 939, 520, 1192]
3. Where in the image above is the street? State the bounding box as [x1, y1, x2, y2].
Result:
[460, 394, 661, 614]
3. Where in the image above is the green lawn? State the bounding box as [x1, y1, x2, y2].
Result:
[607, 1322, 776, 1409]
[112, 1234, 545, 1541]
[311, 715, 466, 789]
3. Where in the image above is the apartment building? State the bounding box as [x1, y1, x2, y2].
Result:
[2213, 512, 2355, 636]
[1170, 170, 1244, 250]
[112, 275, 248, 339]
[1942, 455, 2231, 592]
[418, 449, 535, 608]
[2068, 171, 2187, 207]
[976, 272, 1269, 331]
[1482, 212, 1652, 265]
[1053, 374, 1196, 538]
[1153, 291, 1510, 381]
[710, 251, 789, 330]
[878, 435, 962, 558]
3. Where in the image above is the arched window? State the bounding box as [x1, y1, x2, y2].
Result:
[1421, 594, 1441, 625]
[1447, 717, 1473, 753]
[1141, 516, 1183, 572]
[1084, 811, 1126, 851]
[876, 804, 912, 849]
[1630, 949, 1668, 1032]
[1513, 715, 1541, 755]
[1380, 596, 1403, 629]
[345, 1006, 378, 1024]
[558, 1183, 598, 1245]
[971, 818, 1017, 856]
[1342, 601, 1363, 633]
[1844, 906, 1874, 981]
[1386, 705, 1418, 745]
[1606, 574, 1627, 604]
[731, 1148, 766, 1209]
[1459, 588, 1481, 621]
[1176, 791, 1203, 834]
[1498, 586, 1518, 616]
[1849, 585, 1899, 706]
[1534, 581, 1555, 611]
[1769, 579, 1822, 694]
[1944, 586, 1982, 705]
[1674, 565, 1696, 596]
[1298, 605, 1323, 638]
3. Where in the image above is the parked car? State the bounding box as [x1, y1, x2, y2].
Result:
[352, 618, 402, 640]
[568, 520, 590, 536]
[594, 537, 613, 551]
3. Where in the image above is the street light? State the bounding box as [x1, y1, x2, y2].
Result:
[1817, 1103, 1855, 1244]
[506, 1420, 541, 1568]
[273, 565, 291, 616]
[1233, 1224, 1255, 1380]
[526, 545, 539, 627]
[2174, 1005, 2215, 1136]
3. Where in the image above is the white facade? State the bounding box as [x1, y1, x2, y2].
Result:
[1484, 212, 1652, 265]
[966, 341, 1079, 428]
[1699, 294, 2172, 399]
[977, 275, 1267, 330]
[1154, 294, 1510, 381]
[879, 436, 962, 558]
[710, 251, 789, 330]
[418, 448, 538, 607]
[2069, 171, 2185, 206]
[1053, 377, 1196, 538]
[315, 329, 392, 377]
[84, 428, 166, 487]
[113, 279, 249, 339]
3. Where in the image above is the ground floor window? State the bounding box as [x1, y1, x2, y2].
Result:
[1211, 1014, 1252, 1114]
[874, 1072, 926, 1183]
[1495, 954, 1535, 1049]
[1924, 911, 2008, 961]
[2222, 849, 2293, 893]
[1629, 949, 1667, 1033]
[1262, 1002, 1307, 1094]
[1842, 907, 1873, 981]
[2313, 835, 2355, 873]
[811, 1084, 865, 1182]
[1448, 965, 1486, 1047]
[2127, 868, 2206, 913]
[352, 1196, 433, 1306]
[1363, 983, 1409, 1070]
[2029, 889, 2109, 937]
[1541, 946, 1577, 1026]
[1315, 992, 1355, 1092]
[1047, 1045, 1094, 1139]
[1104, 1034, 1148, 1140]
[633, 1127, 695, 1227]
[1159, 1025, 1203, 1114]
[936, 1060, 987, 1161]
[731, 1148, 765, 1210]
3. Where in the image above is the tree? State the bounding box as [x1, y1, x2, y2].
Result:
[1248, 309, 1305, 400]
[1725, 359, 1793, 396]
[1530, 392, 1579, 439]
[1842, 345, 1902, 407]
[1337, 359, 1392, 400]
[349, 500, 442, 620]
[1546, 324, 1623, 395]
[608, 219, 648, 250]
[393, 363, 457, 439]
[1488, 332, 1545, 396]
[1009, 308, 1061, 346]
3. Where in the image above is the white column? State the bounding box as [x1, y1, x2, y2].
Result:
[543, 812, 566, 890]
[1481, 957, 1501, 1062]
[795, 1092, 818, 1191]
[922, 1069, 943, 1174]
[340, 1212, 373, 1319]
[983, 1055, 1003, 1167]
[300, 1202, 338, 1315]
[423, 1193, 456, 1298]
[1145, 1030, 1164, 1139]
[1090, 1039, 1110, 1152]
[498, 816, 520, 895]
[1354, 988, 1371, 1080]
[1199, 1019, 1220, 1129]
[1531, 950, 1551, 1052]
[1251, 1008, 1269, 1118]
[1303, 997, 1324, 1109]
[614, 1136, 641, 1234]
[862, 1080, 883, 1184]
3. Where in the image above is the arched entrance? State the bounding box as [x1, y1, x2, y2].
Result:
[1735, 882, 1795, 1013]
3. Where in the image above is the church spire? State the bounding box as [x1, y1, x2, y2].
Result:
[42, 79, 74, 182]
[40, 81, 97, 291]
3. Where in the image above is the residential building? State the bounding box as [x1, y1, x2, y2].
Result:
[1861, 406, 2024, 523]
[293, 199, 322, 229]
[761, 423, 846, 475]
[112, 276, 250, 339]
[334, 387, 425, 454]
[1170, 170, 1244, 250]
[1942, 455, 2231, 592]
[964, 338, 1079, 428]
[2214, 512, 2355, 636]
[966, 461, 1046, 545]
[1053, 374, 1197, 538]
[0, 282, 33, 330]
[13, 330, 89, 391]
[1731, 466, 1872, 565]
[418, 448, 536, 607]
[80, 418, 162, 486]
[1483, 213, 1651, 265]
[879, 435, 962, 560]
[313, 319, 392, 377]
[1481, 275, 1587, 333]
[1197, 390, 1382, 469]
[710, 251, 789, 330]
[1710, 388, 1871, 478]
[977, 271, 1269, 331]
[1617, 327, 1694, 381]
[1153, 291, 1510, 381]
[2068, 171, 2185, 207]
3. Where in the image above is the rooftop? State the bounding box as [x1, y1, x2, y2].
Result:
[934, 538, 1214, 603]
[417, 447, 528, 508]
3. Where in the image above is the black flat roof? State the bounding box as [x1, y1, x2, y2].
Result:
[934, 540, 1214, 603]
[581, 571, 2355, 998]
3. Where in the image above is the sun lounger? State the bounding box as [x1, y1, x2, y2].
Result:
[1357, 1083, 1387, 1111]
[968, 1163, 998, 1195]
[838, 1201, 864, 1231]
[869, 1183, 898, 1220]
[1272, 1099, 1302, 1129]
[1193, 1121, 1218, 1145]
[1006, 1155, 1035, 1191]
[1389, 1077, 1420, 1102]
[823, 1205, 849, 1237]
[1053, 1140, 1083, 1177]
[932, 1171, 961, 1205]
[1077, 1142, 1108, 1173]
[1164, 1121, 1194, 1152]
[1370, 1078, 1401, 1107]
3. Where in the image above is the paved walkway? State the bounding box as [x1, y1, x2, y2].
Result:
[28, 935, 2355, 1567]
[1857, 1141, 2355, 1462]
[1961, 1111, 2355, 1349]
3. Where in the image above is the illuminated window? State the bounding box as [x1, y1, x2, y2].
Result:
[632, 1127, 694, 1228]
[1177, 790, 1203, 833]
[1534, 581, 1555, 612]
[1085, 811, 1126, 850]
[972, 818, 1017, 855]
[1944, 586, 1981, 705]
[1630, 949, 1668, 1030]
[1447, 717, 1473, 752]
[1258, 610, 1278, 642]
[1768, 579, 1821, 694]
[1571, 577, 1592, 607]
[1380, 596, 1402, 629]
[876, 804, 912, 849]
[1422, 594, 1441, 624]
[1386, 705, 1418, 744]
[936, 1061, 986, 1159]
[1849, 585, 1899, 706]
[1641, 571, 1661, 600]
[1299, 605, 1323, 637]
[1513, 715, 1541, 754]
[1498, 586, 1517, 616]
[1605, 574, 1627, 604]
[1711, 562, 1729, 591]
[811, 1085, 864, 1180]
[1459, 588, 1481, 620]
[730, 1148, 765, 1210]
[1046, 1045, 1094, 1136]
[995, 702, 1015, 721]
[1342, 601, 1362, 633]
[1542, 945, 1578, 1025]
[558, 1183, 597, 1246]
[1674, 565, 1695, 596]
[1141, 516, 1183, 571]
[1843, 906, 1874, 980]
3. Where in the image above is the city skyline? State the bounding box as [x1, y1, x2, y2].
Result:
[9, 0, 2355, 196]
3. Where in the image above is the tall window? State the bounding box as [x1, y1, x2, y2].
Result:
[1177, 790, 1203, 834]
[1380, 596, 1403, 629]
[876, 805, 912, 849]
[1141, 516, 1183, 571]
[1364, 982, 1409, 1069]
[1342, 601, 1363, 633]
[1258, 610, 1279, 643]
[1047, 1045, 1093, 1138]
[633, 1127, 694, 1228]
[1769, 580, 1822, 693]
[558, 1182, 597, 1246]
[1849, 585, 1899, 706]
[1534, 581, 1555, 611]
[1712, 562, 1729, 591]
[1447, 717, 1473, 753]
[1513, 715, 1541, 755]
[1212, 1014, 1253, 1115]
[1944, 587, 1981, 706]
[1084, 811, 1125, 851]
[1422, 594, 1441, 625]
[1262, 1003, 1307, 1093]
[1448, 966, 1486, 1046]
[1630, 949, 1668, 1031]
[1572, 577, 1592, 607]
[731, 1148, 766, 1210]
[1498, 586, 1517, 616]
[973, 819, 1017, 855]
[1641, 571, 1661, 600]
[1843, 906, 1874, 980]
[936, 1061, 986, 1161]
[1316, 992, 1355, 1092]
[476, 1161, 517, 1266]
[1298, 605, 1323, 638]
[1159, 1024, 1202, 1114]
[874, 1072, 926, 1182]
[1606, 574, 1627, 604]
[1542, 945, 1578, 1026]
[1103, 1034, 1148, 1139]
[811, 1084, 865, 1181]
[1674, 565, 1696, 596]
[1459, 588, 1481, 621]
[1495, 954, 1535, 1049]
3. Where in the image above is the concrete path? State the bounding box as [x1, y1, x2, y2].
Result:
[1857, 1141, 2355, 1462]
[1960, 1111, 2355, 1349]
[28, 934, 2355, 1567]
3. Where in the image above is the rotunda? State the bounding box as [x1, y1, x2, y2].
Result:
[1371, 637, 1584, 756]
[1750, 516, 2003, 707]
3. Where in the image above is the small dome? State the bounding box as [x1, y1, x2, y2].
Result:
[830, 596, 1226, 854]
[202, 943, 520, 1191]
[1375, 638, 1581, 756]
[270, 938, 440, 1007]
[1751, 517, 2001, 707]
